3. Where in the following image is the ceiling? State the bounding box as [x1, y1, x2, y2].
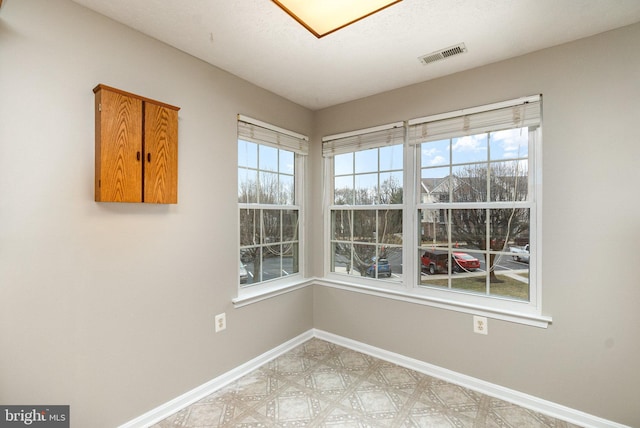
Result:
[70, 0, 640, 110]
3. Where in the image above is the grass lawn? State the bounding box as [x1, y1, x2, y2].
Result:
[421, 272, 529, 301]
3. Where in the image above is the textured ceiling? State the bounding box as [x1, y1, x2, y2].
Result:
[71, 0, 640, 110]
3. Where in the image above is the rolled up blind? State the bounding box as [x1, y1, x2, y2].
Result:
[408, 95, 541, 145]
[322, 122, 404, 157]
[238, 115, 309, 155]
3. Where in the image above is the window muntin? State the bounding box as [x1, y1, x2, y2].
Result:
[418, 126, 534, 302]
[238, 117, 306, 289]
[325, 125, 404, 282]
[324, 96, 542, 318]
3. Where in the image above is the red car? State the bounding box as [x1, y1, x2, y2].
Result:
[452, 252, 480, 272]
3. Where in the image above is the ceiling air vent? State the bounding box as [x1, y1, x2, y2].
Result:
[419, 43, 467, 65]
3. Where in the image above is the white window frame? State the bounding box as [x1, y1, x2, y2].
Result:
[323, 123, 406, 288]
[234, 115, 309, 307]
[321, 96, 551, 328]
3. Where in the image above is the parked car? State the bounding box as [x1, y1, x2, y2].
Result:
[510, 244, 530, 263]
[452, 252, 480, 272]
[366, 257, 392, 278]
[239, 262, 248, 284]
[421, 250, 449, 275]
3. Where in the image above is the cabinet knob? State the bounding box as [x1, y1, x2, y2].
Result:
[147, 153, 151, 163]
[136, 151, 141, 161]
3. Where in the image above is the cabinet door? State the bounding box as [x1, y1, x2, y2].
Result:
[95, 89, 143, 202]
[144, 102, 178, 203]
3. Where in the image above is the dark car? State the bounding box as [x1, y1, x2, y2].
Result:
[421, 250, 449, 275]
[366, 257, 392, 278]
[452, 252, 480, 272]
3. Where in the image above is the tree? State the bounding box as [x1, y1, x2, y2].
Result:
[333, 176, 403, 277]
[239, 172, 298, 284]
[449, 161, 529, 282]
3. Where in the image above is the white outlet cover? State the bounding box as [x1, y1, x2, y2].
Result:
[215, 313, 226, 332]
[473, 316, 488, 335]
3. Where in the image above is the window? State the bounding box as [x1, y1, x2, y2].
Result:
[324, 124, 404, 281]
[238, 116, 307, 290]
[323, 96, 546, 325]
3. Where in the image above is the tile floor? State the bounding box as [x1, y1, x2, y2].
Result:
[152, 338, 581, 427]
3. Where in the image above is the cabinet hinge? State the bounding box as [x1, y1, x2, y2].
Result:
[98, 179, 101, 188]
[98, 103, 102, 112]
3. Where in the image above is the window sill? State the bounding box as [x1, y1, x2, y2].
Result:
[232, 277, 314, 308]
[232, 276, 551, 328]
[313, 276, 552, 328]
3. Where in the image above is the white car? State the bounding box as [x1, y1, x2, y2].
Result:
[510, 244, 530, 263]
[239, 262, 248, 283]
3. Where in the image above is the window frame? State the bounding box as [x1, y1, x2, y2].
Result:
[236, 116, 308, 303]
[323, 123, 406, 287]
[321, 96, 550, 327]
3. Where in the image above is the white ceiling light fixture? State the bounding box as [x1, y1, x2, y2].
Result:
[272, 0, 403, 38]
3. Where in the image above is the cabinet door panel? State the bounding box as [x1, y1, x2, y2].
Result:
[144, 103, 178, 204]
[96, 90, 143, 202]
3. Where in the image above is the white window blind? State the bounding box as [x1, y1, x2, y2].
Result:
[322, 122, 404, 156]
[408, 96, 541, 145]
[238, 115, 309, 155]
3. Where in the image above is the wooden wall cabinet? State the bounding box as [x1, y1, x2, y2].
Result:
[94, 84, 180, 204]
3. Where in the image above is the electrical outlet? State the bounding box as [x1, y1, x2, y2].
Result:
[215, 313, 226, 332]
[473, 316, 488, 335]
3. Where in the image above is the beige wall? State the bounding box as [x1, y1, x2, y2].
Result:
[2, 0, 639, 427]
[0, 1, 313, 427]
[312, 23, 640, 427]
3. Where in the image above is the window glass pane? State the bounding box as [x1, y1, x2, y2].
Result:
[238, 140, 257, 169]
[284, 242, 299, 275]
[335, 153, 353, 175]
[451, 267, 488, 294]
[384, 247, 402, 279]
[354, 148, 378, 174]
[489, 208, 529, 251]
[378, 209, 402, 244]
[239, 209, 259, 246]
[262, 244, 282, 281]
[353, 211, 376, 243]
[419, 249, 449, 285]
[238, 168, 258, 203]
[280, 149, 295, 175]
[282, 210, 298, 242]
[490, 268, 529, 301]
[379, 172, 403, 204]
[263, 209, 281, 244]
[450, 208, 486, 251]
[490, 161, 528, 202]
[419, 209, 448, 247]
[421, 168, 451, 203]
[259, 171, 279, 204]
[379, 144, 403, 171]
[452, 134, 488, 164]
[490, 127, 528, 161]
[332, 242, 353, 275]
[331, 210, 352, 241]
[334, 176, 353, 205]
[354, 173, 377, 204]
[259, 144, 278, 171]
[353, 243, 377, 276]
[452, 164, 487, 202]
[421, 139, 450, 167]
[279, 174, 295, 205]
[242, 247, 261, 284]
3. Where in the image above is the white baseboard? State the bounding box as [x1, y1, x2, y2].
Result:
[120, 328, 629, 428]
[118, 330, 314, 428]
[313, 329, 629, 428]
